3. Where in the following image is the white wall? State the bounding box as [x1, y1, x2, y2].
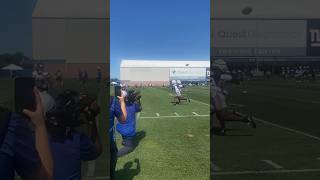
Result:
[32, 0, 109, 63]
[32, 19, 108, 63]
[120, 68, 170, 81]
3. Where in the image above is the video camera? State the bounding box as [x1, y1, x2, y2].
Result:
[45, 90, 100, 137]
[125, 89, 142, 104]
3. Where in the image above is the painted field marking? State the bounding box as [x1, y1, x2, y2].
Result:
[212, 169, 320, 175]
[153, 95, 320, 141]
[189, 98, 210, 106]
[168, 92, 209, 107]
[156, 113, 160, 117]
[262, 160, 283, 169]
[140, 114, 209, 119]
[174, 112, 179, 116]
[192, 112, 200, 116]
[188, 98, 320, 142]
[236, 112, 320, 142]
[86, 160, 96, 177]
[254, 117, 320, 142]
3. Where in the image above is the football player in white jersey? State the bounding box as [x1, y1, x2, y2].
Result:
[211, 59, 256, 135]
[171, 80, 189, 105]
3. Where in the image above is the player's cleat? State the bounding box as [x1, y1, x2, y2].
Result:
[247, 115, 256, 128]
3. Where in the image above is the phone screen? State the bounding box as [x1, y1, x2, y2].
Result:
[115, 85, 121, 97]
[14, 77, 36, 114]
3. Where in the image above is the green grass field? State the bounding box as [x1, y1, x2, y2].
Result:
[212, 78, 320, 180]
[0, 78, 108, 180]
[113, 86, 210, 180]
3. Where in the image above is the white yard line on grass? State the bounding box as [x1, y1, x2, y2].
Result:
[168, 93, 209, 107]
[192, 112, 200, 116]
[254, 117, 320, 142]
[174, 112, 180, 116]
[167, 95, 320, 142]
[212, 169, 320, 175]
[86, 160, 96, 177]
[190, 98, 210, 106]
[235, 112, 320, 142]
[140, 114, 209, 119]
[262, 160, 283, 169]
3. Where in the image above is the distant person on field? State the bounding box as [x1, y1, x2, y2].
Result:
[55, 70, 63, 87]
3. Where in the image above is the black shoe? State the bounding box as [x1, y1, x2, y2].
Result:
[247, 116, 256, 128]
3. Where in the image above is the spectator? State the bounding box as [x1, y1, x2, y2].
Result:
[0, 88, 53, 180]
[109, 92, 127, 180]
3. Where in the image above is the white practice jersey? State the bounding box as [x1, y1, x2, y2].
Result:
[212, 86, 227, 111]
[174, 85, 181, 96]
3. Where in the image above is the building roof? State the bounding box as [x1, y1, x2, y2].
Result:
[120, 60, 210, 68]
[212, 0, 320, 19]
[32, 0, 108, 18]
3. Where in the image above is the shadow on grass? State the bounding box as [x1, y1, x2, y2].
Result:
[134, 130, 146, 149]
[115, 159, 140, 180]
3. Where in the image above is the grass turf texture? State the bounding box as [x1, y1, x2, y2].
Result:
[112, 86, 210, 180]
[0, 79, 108, 179]
[212, 78, 320, 180]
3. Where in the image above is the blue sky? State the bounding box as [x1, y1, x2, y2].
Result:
[110, 0, 210, 78]
[0, 0, 210, 78]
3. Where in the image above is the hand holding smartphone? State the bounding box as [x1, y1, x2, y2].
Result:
[15, 77, 36, 115]
[115, 85, 121, 97]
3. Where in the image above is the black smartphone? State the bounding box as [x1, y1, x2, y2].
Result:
[115, 85, 121, 97]
[14, 77, 36, 115]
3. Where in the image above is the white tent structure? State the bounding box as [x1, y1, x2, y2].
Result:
[32, 0, 109, 77]
[1, 64, 23, 70]
[120, 60, 210, 86]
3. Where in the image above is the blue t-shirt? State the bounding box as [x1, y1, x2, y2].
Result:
[49, 132, 97, 180]
[109, 97, 123, 142]
[0, 113, 40, 180]
[116, 103, 141, 138]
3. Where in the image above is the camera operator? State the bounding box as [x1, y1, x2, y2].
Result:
[116, 89, 142, 157]
[0, 88, 53, 180]
[44, 90, 102, 180]
[109, 91, 127, 180]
